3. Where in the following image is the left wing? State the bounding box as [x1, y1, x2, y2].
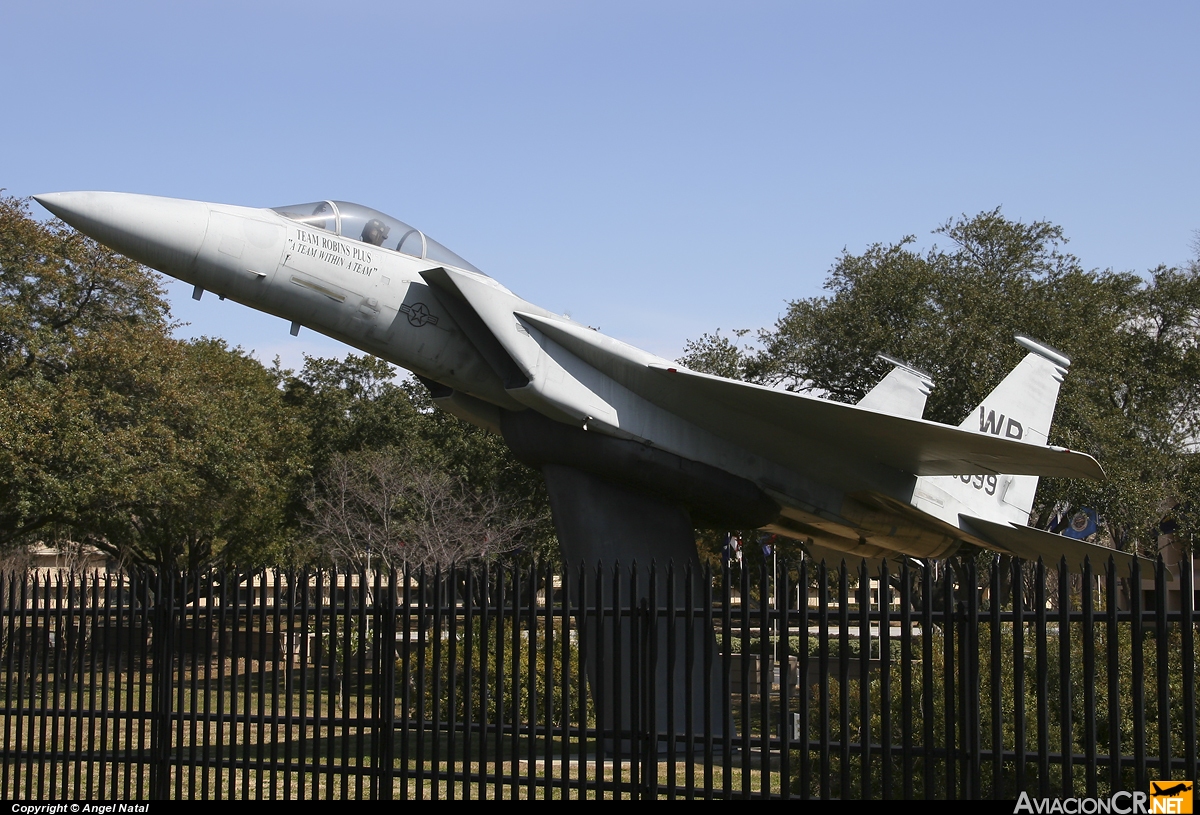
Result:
[516, 310, 1103, 480]
[421, 266, 1122, 571]
[420, 265, 1101, 481]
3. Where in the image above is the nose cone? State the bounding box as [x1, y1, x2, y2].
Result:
[34, 191, 210, 277]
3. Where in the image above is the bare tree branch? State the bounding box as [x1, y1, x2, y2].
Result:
[305, 447, 531, 571]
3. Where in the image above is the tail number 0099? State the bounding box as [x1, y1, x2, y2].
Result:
[957, 473, 998, 495]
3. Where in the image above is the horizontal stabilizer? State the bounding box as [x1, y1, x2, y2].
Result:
[959, 514, 1154, 574]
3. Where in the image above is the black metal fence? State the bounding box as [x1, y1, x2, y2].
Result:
[0, 556, 1195, 800]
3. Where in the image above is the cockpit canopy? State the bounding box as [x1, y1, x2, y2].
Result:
[271, 200, 482, 274]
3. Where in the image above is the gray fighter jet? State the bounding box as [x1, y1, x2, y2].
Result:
[33, 192, 1138, 574]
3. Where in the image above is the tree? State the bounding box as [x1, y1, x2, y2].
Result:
[304, 446, 531, 571]
[0, 194, 171, 548]
[281, 353, 422, 477]
[284, 354, 557, 566]
[0, 195, 308, 575]
[399, 379, 556, 558]
[77, 337, 308, 575]
[680, 209, 1200, 556]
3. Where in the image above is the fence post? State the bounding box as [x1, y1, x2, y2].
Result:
[637, 594, 651, 800]
[149, 572, 176, 800]
[1154, 557, 1171, 782]
[375, 569, 397, 800]
[943, 564, 957, 799]
[1059, 556, 1074, 798]
[1181, 557, 1196, 783]
[962, 558, 979, 799]
[1130, 557, 1146, 790]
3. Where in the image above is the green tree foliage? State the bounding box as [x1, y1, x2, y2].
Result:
[79, 337, 308, 573]
[678, 328, 755, 381]
[0, 195, 307, 573]
[0, 193, 171, 547]
[280, 354, 421, 476]
[680, 209, 1200, 554]
[400, 616, 593, 728]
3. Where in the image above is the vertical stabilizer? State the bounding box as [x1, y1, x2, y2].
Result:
[857, 355, 935, 418]
[912, 336, 1070, 526]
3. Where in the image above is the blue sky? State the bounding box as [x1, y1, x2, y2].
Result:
[4, 1, 1197, 372]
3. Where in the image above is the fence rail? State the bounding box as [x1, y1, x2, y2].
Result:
[0, 556, 1195, 800]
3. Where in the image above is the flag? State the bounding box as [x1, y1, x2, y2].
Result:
[723, 533, 744, 565]
[1062, 508, 1098, 540]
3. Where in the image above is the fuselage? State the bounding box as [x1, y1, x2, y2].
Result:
[35, 191, 1067, 563]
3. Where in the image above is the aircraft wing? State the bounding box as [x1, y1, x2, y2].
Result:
[515, 311, 1104, 481]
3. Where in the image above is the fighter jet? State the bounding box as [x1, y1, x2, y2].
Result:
[33, 192, 1140, 574]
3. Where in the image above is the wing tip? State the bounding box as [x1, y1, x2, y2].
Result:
[1048, 447, 1106, 480]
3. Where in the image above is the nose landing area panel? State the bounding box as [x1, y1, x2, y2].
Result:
[199, 210, 285, 297]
